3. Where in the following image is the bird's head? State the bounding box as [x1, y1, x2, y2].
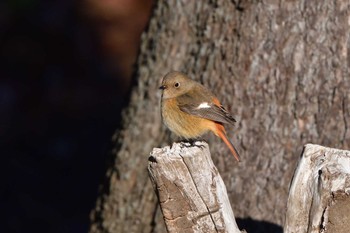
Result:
[159, 71, 195, 99]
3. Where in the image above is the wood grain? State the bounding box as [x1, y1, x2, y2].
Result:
[148, 141, 243, 233]
[285, 144, 350, 233]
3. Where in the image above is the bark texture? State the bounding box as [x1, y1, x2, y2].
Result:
[284, 144, 350, 233]
[148, 141, 243, 233]
[90, 1, 350, 233]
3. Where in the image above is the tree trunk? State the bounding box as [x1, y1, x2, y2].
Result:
[284, 144, 350, 233]
[89, 1, 350, 233]
[148, 141, 243, 233]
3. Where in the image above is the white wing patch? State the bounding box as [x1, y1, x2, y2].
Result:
[197, 102, 211, 109]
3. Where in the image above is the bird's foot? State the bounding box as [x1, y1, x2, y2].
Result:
[180, 139, 206, 149]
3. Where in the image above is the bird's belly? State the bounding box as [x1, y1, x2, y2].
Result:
[162, 99, 212, 139]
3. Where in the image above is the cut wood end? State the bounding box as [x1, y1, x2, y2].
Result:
[149, 141, 209, 161]
[304, 143, 350, 158]
[302, 144, 350, 179]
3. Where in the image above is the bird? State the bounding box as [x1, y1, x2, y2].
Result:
[159, 71, 240, 162]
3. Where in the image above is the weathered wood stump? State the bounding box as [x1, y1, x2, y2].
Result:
[284, 144, 350, 233]
[148, 141, 244, 233]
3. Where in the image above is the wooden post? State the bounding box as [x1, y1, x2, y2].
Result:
[148, 141, 244, 233]
[284, 144, 350, 233]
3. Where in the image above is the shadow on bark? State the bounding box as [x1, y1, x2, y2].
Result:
[236, 218, 283, 233]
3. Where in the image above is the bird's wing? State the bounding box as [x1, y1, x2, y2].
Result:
[177, 93, 236, 125]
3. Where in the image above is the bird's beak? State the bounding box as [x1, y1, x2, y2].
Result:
[159, 85, 166, 90]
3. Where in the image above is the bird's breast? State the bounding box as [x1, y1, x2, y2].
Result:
[161, 98, 214, 139]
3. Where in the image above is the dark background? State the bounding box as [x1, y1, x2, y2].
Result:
[0, 1, 152, 232]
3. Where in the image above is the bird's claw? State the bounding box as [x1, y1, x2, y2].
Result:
[180, 139, 206, 149]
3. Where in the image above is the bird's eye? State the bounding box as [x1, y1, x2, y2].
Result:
[174, 82, 180, 88]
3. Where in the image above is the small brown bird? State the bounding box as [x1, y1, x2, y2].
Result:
[159, 71, 240, 162]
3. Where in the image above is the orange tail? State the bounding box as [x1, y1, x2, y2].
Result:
[214, 123, 240, 162]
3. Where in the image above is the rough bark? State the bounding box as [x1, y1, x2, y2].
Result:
[284, 144, 350, 233]
[89, 1, 350, 233]
[148, 141, 243, 233]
